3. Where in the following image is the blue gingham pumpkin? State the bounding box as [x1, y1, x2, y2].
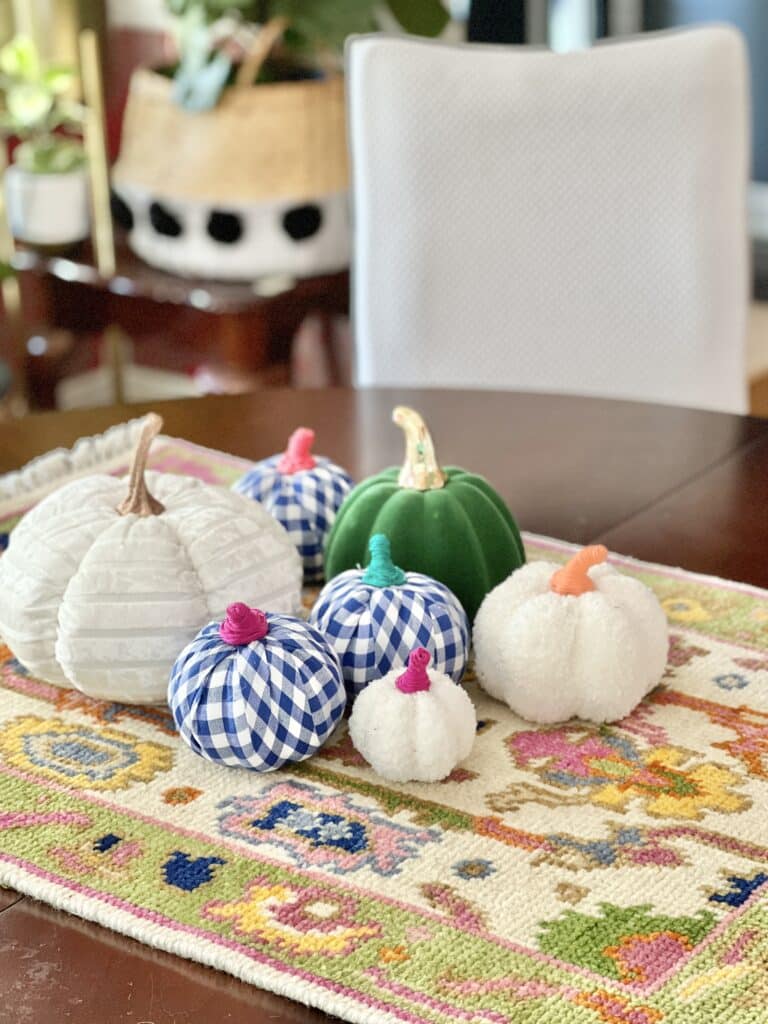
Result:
[168, 603, 346, 771]
[233, 427, 353, 584]
[309, 533, 470, 700]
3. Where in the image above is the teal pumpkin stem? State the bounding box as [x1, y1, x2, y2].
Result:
[362, 534, 406, 587]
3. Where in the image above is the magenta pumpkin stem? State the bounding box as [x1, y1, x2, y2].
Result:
[396, 647, 432, 694]
[220, 603, 269, 645]
[277, 427, 317, 474]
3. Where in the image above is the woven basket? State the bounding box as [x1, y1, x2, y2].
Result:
[111, 65, 350, 280]
[113, 68, 348, 203]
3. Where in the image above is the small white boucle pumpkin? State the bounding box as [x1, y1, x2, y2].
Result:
[349, 647, 476, 783]
[0, 414, 301, 704]
[473, 545, 669, 724]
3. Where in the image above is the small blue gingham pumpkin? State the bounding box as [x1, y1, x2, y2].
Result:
[309, 533, 470, 700]
[233, 427, 353, 584]
[168, 603, 346, 771]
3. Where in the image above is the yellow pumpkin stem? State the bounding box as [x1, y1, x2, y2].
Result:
[117, 413, 165, 517]
[550, 545, 608, 596]
[393, 406, 447, 491]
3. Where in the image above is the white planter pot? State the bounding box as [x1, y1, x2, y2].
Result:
[4, 165, 90, 246]
[113, 182, 350, 281]
[112, 68, 350, 280]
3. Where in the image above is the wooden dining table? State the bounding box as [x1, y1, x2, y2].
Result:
[1, 386, 768, 1023]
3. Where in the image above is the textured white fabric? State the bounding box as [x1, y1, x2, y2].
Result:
[0, 416, 152, 504]
[0, 473, 302, 703]
[348, 28, 749, 412]
[349, 665, 476, 782]
[473, 560, 669, 724]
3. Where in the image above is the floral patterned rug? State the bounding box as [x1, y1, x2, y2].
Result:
[1, 436, 767, 1024]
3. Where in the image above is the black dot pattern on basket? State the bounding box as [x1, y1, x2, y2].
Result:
[207, 210, 244, 244]
[110, 191, 134, 231]
[149, 201, 183, 238]
[282, 204, 323, 241]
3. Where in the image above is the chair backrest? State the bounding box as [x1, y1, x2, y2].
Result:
[347, 28, 749, 413]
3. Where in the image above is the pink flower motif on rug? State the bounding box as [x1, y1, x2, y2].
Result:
[606, 930, 692, 984]
[217, 781, 439, 876]
[507, 726, 749, 820]
[203, 876, 381, 956]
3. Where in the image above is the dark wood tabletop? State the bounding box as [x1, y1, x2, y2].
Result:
[2, 387, 768, 1023]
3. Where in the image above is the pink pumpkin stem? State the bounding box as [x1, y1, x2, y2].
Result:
[396, 647, 432, 694]
[220, 603, 269, 645]
[277, 427, 317, 474]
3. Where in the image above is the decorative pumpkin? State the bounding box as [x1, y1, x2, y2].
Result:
[324, 406, 525, 620]
[349, 647, 476, 783]
[473, 545, 669, 724]
[168, 602, 346, 771]
[233, 426, 353, 584]
[310, 532, 469, 700]
[0, 415, 302, 704]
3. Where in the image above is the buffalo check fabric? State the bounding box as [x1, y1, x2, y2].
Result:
[168, 613, 346, 771]
[233, 456, 353, 584]
[310, 570, 470, 699]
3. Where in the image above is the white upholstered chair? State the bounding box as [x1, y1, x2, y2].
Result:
[347, 27, 749, 413]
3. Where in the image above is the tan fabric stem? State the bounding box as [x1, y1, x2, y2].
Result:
[393, 406, 447, 491]
[117, 413, 165, 517]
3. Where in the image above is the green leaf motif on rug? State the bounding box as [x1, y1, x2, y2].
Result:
[539, 902, 717, 982]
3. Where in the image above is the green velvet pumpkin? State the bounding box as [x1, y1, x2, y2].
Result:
[324, 406, 525, 620]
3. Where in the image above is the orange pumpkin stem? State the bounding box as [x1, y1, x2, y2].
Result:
[550, 545, 608, 596]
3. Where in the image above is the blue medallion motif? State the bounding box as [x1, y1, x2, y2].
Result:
[249, 800, 369, 853]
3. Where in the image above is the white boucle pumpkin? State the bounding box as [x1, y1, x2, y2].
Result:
[473, 545, 669, 724]
[349, 647, 476, 783]
[0, 415, 301, 704]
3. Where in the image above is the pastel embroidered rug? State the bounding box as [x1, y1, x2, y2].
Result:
[1, 434, 767, 1024]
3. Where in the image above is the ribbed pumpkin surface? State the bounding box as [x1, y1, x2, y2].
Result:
[0, 471, 301, 703]
[324, 466, 525, 620]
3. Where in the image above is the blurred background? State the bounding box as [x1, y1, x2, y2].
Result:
[0, 0, 765, 417]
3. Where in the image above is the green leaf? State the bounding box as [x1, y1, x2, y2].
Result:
[0, 35, 40, 81]
[177, 8, 214, 74]
[166, 0, 255, 23]
[271, 0, 378, 53]
[15, 137, 86, 174]
[6, 83, 52, 129]
[385, 0, 449, 37]
[172, 49, 232, 110]
[42, 65, 75, 95]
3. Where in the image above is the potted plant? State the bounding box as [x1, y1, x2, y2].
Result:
[0, 36, 88, 248]
[111, 0, 449, 281]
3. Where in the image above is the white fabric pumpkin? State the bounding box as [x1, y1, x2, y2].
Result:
[473, 545, 669, 724]
[0, 415, 301, 704]
[349, 647, 476, 782]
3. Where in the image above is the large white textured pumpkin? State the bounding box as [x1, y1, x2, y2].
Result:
[0, 415, 301, 704]
[473, 545, 669, 724]
[349, 647, 476, 783]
